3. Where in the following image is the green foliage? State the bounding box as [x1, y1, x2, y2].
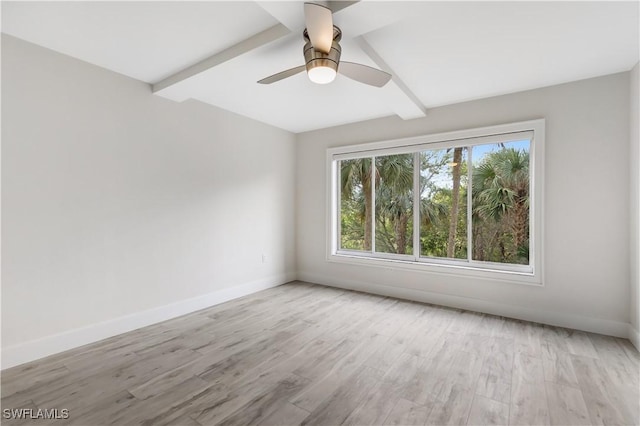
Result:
[472, 147, 530, 264]
[340, 197, 365, 250]
[375, 154, 414, 254]
[340, 158, 372, 250]
[420, 185, 468, 259]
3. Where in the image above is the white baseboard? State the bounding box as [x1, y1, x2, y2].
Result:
[298, 272, 630, 339]
[1, 273, 295, 370]
[629, 324, 640, 352]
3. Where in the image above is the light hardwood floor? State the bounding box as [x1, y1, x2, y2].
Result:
[2, 281, 639, 426]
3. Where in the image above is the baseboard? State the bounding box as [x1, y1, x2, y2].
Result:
[1, 272, 295, 370]
[629, 324, 640, 352]
[298, 272, 630, 339]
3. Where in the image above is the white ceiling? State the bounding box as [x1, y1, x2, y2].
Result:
[2, 1, 639, 133]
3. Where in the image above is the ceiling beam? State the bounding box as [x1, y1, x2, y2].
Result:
[255, 1, 359, 32]
[333, 1, 413, 39]
[153, 23, 290, 93]
[327, 1, 360, 13]
[255, 2, 304, 31]
[356, 36, 427, 119]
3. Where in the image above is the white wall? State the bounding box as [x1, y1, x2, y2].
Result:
[1, 35, 296, 366]
[297, 73, 631, 337]
[630, 62, 640, 349]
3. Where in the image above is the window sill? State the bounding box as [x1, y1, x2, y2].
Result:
[328, 252, 543, 286]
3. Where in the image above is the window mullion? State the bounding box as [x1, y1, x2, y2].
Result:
[336, 161, 341, 252]
[371, 156, 376, 254]
[413, 152, 420, 261]
[467, 146, 473, 263]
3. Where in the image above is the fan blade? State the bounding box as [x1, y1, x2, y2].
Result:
[338, 61, 391, 87]
[304, 3, 333, 53]
[258, 65, 306, 84]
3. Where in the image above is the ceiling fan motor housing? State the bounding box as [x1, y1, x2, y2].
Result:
[303, 26, 342, 75]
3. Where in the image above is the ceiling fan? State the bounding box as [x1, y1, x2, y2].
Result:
[257, 3, 392, 87]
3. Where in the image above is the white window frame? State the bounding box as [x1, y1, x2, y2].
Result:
[326, 119, 545, 285]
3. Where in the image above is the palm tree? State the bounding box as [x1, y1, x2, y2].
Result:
[472, 148, 529, 262]
[341, 158, 374, 250]
[375, 154, 413, 254]
[447, 147, 464, 258]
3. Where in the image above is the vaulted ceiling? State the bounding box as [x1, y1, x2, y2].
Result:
[3, 1, 639, 133]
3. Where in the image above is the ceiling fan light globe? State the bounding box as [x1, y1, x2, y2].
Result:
[308, 66, 336, 84]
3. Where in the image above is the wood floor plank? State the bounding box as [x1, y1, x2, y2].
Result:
[466, 394, 509, 425]
[588, 334, 640, 389]
[391, 311, 430, 346]
[541, 348, 580, 388]
[341, 352, 422, 425]
[460, 333, 494, 355]
[341, 379, 402, 426]
[468, 314, 505, 338]
[446, 310, 482, 335]
[509, 353, 550, 426]
[138, 382, 230, 426]
[565, 331, 600, 359]
[300, 366, 382, 426]
[383, 397, 433, 426]
[68, 390, 138, 425]
[509, 382, 550, 426]
[274, 321, 336, 356]
[514, 321, 543, 358]
[363, 337, 406, 373]
[370, 301, 423, 337]
[291, 338, 359, 381]
[405, 325, 447, 359]
[179, 340, 313, 425]
[189, 378, 290, 425]
[1, 365, 71, 398]
[570, 354, 635, 425]
[425, 384, 475, 426]
[290, 333, 389, 412]
[257, 402, 310, 426]
[541, 325, 572, 356]
[475, 341, 513, 404]
[214, 374, 311, 426]
[197, 343, 283, 384]
[128, 363, 206, 400]
[617, 337, 640, 363]
[402, 333, 464, 405]
[545, 381, 591, 425]
[74, 375, 210, 425]
[437, 349, 485, 402]
[615, 383, 640, 425]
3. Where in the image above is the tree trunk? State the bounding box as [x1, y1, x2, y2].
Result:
[447, 147, 463, 258]
[511, 192, 528, 254]
[363, 178, 372, 251]
[395, 213, 409, 254]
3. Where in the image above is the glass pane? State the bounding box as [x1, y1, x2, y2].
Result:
[339, 158, 372, 251]
[471, 140, 530, 265]
[374, 154, 414, 255]
[419, 148, 468, 259]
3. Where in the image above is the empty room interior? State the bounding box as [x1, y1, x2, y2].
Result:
[2, 1, 640, 425]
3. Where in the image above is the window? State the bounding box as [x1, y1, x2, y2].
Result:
[328, 120, 544, 284]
